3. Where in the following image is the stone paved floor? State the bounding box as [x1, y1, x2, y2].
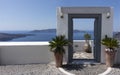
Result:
[73, 51, 94, 59]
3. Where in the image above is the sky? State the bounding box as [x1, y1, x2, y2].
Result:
[0, 0, 119, 31]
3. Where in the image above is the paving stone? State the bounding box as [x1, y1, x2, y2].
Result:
[73, 51, 94, 59]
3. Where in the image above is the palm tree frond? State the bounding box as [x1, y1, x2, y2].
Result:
[49, 35, 71, 54]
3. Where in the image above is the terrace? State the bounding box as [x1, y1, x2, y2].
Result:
[0, 7, 120, 75]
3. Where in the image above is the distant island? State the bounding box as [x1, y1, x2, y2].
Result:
[30, 29, 87, 33]
[31, 29, 56, 33]
[0, 33, 32, 41]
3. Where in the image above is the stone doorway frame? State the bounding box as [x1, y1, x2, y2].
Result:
[68, 14, 101, 63]
[57, 7, 113, 64]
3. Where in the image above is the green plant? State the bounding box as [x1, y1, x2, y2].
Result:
[83, 33, 92, 53]
[101, 35, 119, 50]
[49, 35, 70, 54]
[84, 33, 91, 40]
[101, 35, 119, 67]
[49, 35, 71, 67]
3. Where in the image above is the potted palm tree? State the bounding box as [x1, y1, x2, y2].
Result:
[101, 35, 119, 67]
[49, 35, 70, 68]
[83, 33, 92, 53]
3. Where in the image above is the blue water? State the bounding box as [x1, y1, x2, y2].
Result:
[73, 32, 94, 40]
[11, 32, 56, 41]
[0, 31, 94, 41]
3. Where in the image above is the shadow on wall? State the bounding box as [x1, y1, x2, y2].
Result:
[115, 47, 120, 64]
[0, 48, 2, 64]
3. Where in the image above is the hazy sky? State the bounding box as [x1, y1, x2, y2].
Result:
[0, 0, 119, 31]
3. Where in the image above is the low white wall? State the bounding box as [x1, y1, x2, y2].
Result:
[0, 42, 54, 65]
[0, 41, 119, 65]
[0, 41, 92, 65]
[73, 40, 85, 52]
[73, 40, 93, 52]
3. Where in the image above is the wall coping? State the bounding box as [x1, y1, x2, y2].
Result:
[0, 40, 94, 46]
[0, 42, 49, 46]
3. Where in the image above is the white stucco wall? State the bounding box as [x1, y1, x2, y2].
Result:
[57, 7, 68, 37]
[0, 41, 118, 65]
[57, 7, 114, 64]
[57, 7, 69, 62]
[101, 8, 113, 63]
[0, 41, 92, 65]
[0, 42, 54, 65]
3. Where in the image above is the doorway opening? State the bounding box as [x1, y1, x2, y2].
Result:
[73, 18, 94, 60]
[68, 14, 101, 63]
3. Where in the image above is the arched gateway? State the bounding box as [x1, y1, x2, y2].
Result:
[57, 7, 113, 64]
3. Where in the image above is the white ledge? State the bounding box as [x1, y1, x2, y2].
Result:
[58, 67, 75, 75]
[0, 42, 49, 46]
[98, 67, 112, 75]
[0, 40, 93, 46]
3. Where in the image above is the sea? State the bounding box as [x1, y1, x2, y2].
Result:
[0, 30, 94, 42]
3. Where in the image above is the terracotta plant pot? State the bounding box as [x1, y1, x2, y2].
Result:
[106, 51, 116, 67]
[54, 52, 63, 68]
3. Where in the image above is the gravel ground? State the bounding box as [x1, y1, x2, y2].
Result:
[62, 64, 107, 75]
[0, 64, 65, 75]
[62, 64, 120, 75]
[106, 65, 120, 75]
[0, 63, 120, 75]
